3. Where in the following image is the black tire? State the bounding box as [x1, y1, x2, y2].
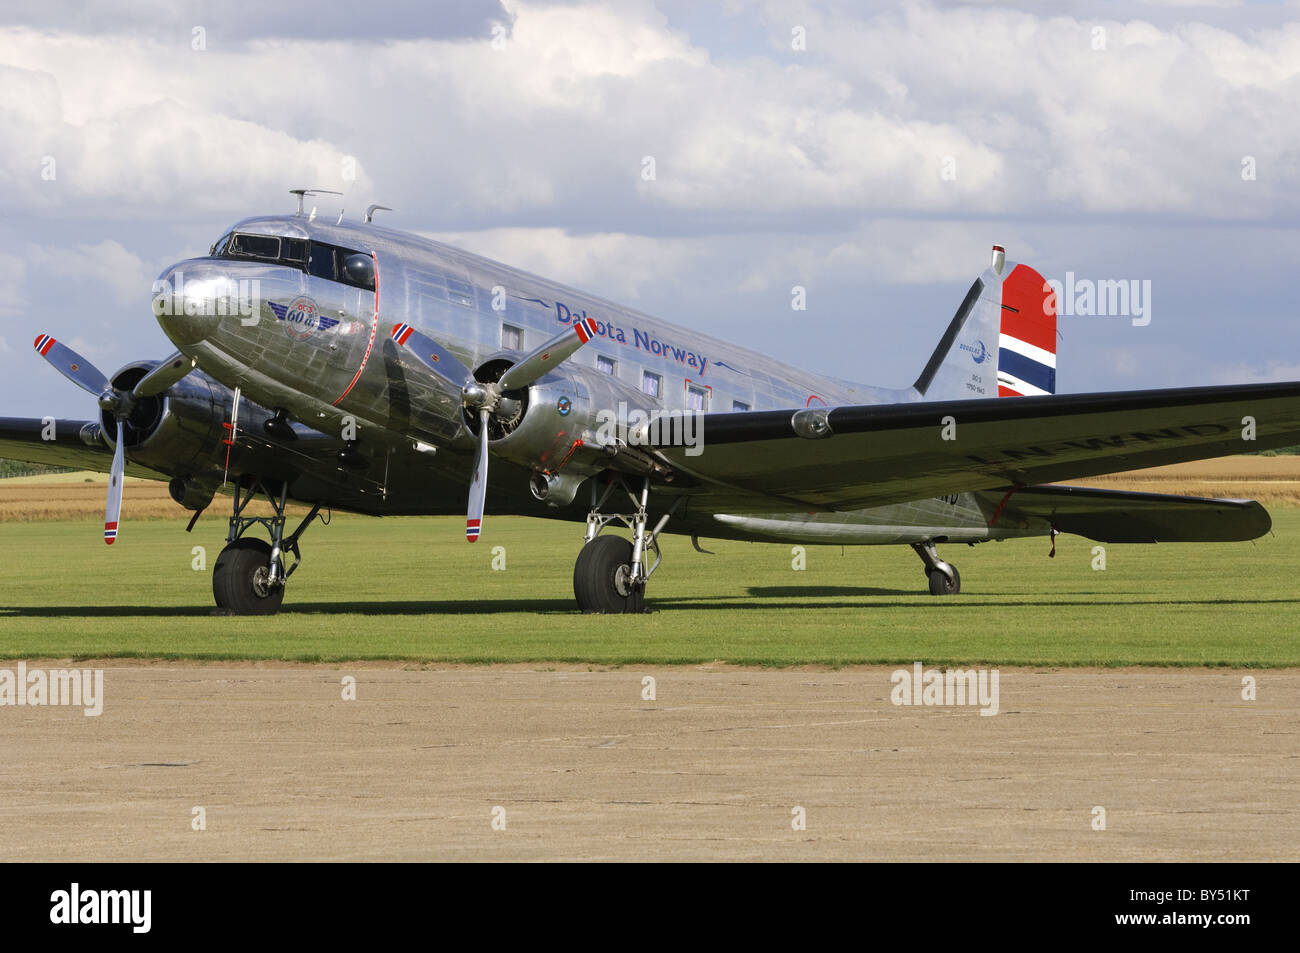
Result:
[213, 538, 285, 615]
[927, 565, 961, 596]
[573, 535, 645, 613]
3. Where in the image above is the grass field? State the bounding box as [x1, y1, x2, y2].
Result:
[1, 486, 1297, 665]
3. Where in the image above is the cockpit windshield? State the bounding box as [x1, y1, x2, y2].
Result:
[213, 232, 373, 290]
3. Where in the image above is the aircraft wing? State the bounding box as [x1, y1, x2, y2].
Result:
[0, 416, 166, 479]
[653, 381, 1300, 510]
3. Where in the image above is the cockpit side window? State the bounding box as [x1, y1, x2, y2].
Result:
[308, 242, 336, 280]
[229, 233, 281, 262]
[282, 239, 307, 264]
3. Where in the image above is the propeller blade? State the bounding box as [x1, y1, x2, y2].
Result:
[33, 334, 110, 397]
[104, 419, 125, 545]
[466, 408, 490, 542]
[496, 317, 598, 391]
[133, 351, 196, 398]
[389, 323, 473, 389]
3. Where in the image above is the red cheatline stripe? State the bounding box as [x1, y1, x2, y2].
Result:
[1000, 264, 1056, 353]
[334, 251, 380, 406]
[997, 385, 1023, 397]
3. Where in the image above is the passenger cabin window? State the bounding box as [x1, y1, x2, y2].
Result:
[642, 371, 661, 399]
[596, 355, 616, 375]
[686, 383, 708, 412]
[501, 325, 522, 350]
[732, 400, 750, 412]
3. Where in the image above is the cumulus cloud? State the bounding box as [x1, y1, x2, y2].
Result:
[4, 1, 1300, 228]
[4, 0, 1300, 418]
[27, 239, 150, 304]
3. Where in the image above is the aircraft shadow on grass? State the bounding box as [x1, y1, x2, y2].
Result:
[3, 595, 1300, 617]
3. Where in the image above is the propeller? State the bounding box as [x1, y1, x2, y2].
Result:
[390, 318, 598, 541]
[134, 351, 196, 398]
[33, 334, 191, 545]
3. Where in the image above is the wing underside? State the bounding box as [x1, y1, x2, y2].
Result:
[0, 417, 165, 480]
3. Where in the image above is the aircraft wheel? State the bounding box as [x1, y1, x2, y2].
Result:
[213, 538, 285, 616]
[928, 565, 961, 596]
[573, 535, 645, 613]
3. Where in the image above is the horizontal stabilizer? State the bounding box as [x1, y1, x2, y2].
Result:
[994, 484, 1271, 543]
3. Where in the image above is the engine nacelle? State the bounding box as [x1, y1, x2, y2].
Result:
[485, 364, 670, 504]
[98, 361, 227, 508]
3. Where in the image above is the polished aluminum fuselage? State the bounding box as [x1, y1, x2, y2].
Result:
[153, 213, 1043, 545]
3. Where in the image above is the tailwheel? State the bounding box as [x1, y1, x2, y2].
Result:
[213, 538, 285, 615]
[927, 565, 961, 596]
[912, 539, 961, 597]
[573, 535, 645, 614]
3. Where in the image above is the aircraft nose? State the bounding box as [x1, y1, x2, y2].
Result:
[152, 263, 253, 345]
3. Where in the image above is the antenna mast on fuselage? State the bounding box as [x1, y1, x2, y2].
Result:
[289, 188, 343, 216]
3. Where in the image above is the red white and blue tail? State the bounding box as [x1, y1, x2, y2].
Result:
[994, 248, 1057, 397]
[914, 246, 1057, 401]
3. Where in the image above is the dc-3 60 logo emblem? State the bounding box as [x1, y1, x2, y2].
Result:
[282, 296, 320, 341]
[556, 396, 572, 416]
[268, 297, 339, 341]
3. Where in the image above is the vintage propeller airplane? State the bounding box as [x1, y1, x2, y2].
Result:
[5, 190, 1300, 614]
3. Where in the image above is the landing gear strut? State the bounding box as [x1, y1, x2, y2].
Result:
[912, 540, 961, 596]
[573, 476, 679, 613]
[212, 477, 324, 615]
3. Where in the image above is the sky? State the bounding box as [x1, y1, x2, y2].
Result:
[3, 0, 1300, 419]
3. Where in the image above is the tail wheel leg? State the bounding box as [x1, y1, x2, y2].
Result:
[911, 540, 961, 596]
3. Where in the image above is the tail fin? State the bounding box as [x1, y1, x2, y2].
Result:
[913, 246, 1056, 400]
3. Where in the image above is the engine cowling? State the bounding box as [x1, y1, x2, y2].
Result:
[98, 361, 227, 509]
[478, 363, 671, 504]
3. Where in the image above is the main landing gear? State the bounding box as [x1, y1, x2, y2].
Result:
[212, 477, 324, 615]
[912, 540, 961, 596]
[573, 476, 681, 613]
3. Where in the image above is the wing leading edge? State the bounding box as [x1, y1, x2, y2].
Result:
[0, 417, 113, 472]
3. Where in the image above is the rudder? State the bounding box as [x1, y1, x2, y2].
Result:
[914, 246, 1056, 401]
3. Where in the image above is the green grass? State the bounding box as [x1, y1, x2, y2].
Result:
[2, 510, 1298, 666]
